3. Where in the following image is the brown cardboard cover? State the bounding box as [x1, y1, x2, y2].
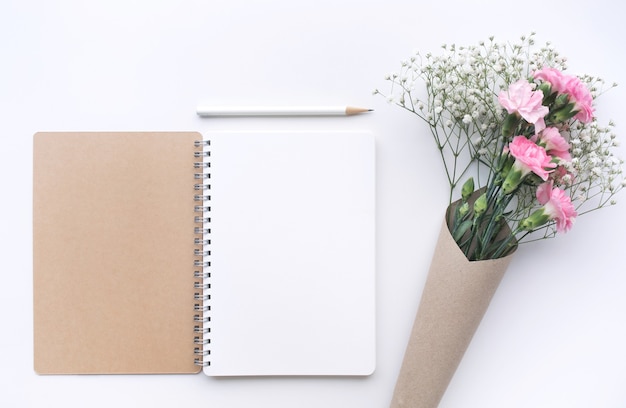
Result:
[33, 132, 201, 374]
[389, 219, 515, 407]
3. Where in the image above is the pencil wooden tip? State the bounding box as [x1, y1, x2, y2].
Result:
[346, 106, 374, 115]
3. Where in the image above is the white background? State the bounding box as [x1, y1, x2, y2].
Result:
[2, 1, 625, 407]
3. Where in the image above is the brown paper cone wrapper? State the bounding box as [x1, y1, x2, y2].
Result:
[389, 218, 516, 408]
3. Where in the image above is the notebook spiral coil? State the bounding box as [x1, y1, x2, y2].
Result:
[193, 139, 211, 367]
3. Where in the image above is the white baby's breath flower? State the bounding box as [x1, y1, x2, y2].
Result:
[562, 174, 573, 185]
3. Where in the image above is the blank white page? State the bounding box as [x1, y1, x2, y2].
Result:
[203, 130, 375, 376]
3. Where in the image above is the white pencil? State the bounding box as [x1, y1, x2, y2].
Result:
[196, 105, 373, 117]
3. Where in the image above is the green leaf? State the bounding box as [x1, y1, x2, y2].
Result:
[453, 220, 473, 242]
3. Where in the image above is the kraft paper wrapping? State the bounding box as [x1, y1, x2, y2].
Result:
[389, 218, 516, 408]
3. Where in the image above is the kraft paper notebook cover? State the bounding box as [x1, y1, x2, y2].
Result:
[33, 131, 376, 376]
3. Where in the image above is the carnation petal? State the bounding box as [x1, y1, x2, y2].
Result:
[499, 80, 549, 126]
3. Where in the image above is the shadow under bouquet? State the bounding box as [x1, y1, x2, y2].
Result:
[376, 33, 624, 408]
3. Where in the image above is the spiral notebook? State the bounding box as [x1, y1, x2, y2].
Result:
[33, 131, 376, 376]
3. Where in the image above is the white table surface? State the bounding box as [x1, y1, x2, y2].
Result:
[2, 1, 625, 406]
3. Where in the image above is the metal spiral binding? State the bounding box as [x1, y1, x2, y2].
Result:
[193, 139, 211, 367]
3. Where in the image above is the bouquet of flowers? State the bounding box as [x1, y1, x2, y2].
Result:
[376, 33, 623, 260]
[376, 33, 624, 407]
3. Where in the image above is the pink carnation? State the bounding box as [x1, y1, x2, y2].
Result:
[535, 180, 554, 204]
[536, 181, 577, 232]
[533, 67, 595, 123]
[534, 127, 571, 161]
[533, 67, 569, 93]
[566, 77, 594, 123]
[498, 79, 549, 127]
[508, 136, 556, 181]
